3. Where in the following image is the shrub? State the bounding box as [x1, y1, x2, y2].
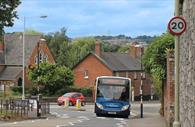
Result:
[80, 88, 92, 97]
[11, 86, 22, 94]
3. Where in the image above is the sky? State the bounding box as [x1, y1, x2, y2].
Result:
[5, 0, 174, 38]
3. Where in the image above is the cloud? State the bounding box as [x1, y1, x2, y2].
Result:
[5, 0, 174, 37]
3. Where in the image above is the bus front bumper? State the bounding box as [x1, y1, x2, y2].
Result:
[95, 104, 130, 117]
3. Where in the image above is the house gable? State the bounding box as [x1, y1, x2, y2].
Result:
[29, 41, 55, 66]
[73, 54, 113, 88]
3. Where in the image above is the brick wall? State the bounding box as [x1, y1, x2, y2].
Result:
[73, 54, 113, 88]
[164, 50, 175, 126]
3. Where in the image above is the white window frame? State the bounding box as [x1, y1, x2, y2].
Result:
[84, 70, 89, 79]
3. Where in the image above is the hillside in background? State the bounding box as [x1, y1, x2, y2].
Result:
[94, 35, 157, 45]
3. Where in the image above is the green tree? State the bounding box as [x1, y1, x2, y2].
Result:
[67, 37, 96, 68]
[117, 44, 130, 53]
[25, 28, 42, 35]
[102, 41, 120, 52]
[28, 62, 74, 96]
[0, 0, 21, 41]
[44, 27, 69, 62]
[44, 28, 96, 68]
[142, 33, 174, 98]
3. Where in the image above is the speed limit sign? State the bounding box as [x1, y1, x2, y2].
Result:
[168, 16, 186, 36]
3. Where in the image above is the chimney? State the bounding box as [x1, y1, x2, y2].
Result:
[0, 42, 4, 53]
[129, 42, 144, 58]
[129, 44, 137, 58]
[95, 40, 101, 56]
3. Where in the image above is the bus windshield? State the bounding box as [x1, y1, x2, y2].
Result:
[97, 84, 129, 102]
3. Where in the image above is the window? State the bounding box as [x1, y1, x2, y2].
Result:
[125, 72, 128, 78]
[134, 72, 137, 80]
[43, 55, 48, 62]
[141, 72, 146, 79]
[84, 70, 88, 79]
[35, 56, 38, 64]
[18, 78, 22, 86]
[39, 50, 44, 63]
[35, 50, 48, 64]
[115, 72, 119, 76]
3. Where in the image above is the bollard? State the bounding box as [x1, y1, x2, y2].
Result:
[76, 99, 81, 109]
[64, 99, 69, 108]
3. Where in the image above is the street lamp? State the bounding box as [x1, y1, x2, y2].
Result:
[140, 46, 144, 118]
[135, 45, 145, 118]
[22, 15, 47, 100]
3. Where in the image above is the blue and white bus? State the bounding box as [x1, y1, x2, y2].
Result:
[94, 76, 131, 118]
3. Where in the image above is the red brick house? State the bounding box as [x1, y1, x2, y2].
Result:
[0, 33, 55, 94]
[73, 42, 153, 100]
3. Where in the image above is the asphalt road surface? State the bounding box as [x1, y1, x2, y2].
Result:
[0, 101, 164, 127]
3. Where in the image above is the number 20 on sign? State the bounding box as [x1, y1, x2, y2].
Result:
[168, 16, 186, 36]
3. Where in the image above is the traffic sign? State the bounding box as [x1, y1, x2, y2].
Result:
[168, 16, 186, 36]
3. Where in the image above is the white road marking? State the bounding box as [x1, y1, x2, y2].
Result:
[61, 114, 70, 118]
[96, 117, 106, 119]
[120, 120, 127, 125]
[69, 122, 74, 126]
[114, 118, 124, 121]
[78, 116, 90, 120]
[116, 123, 124, 127]
[77, 120, 83, 123]
[56, 125, 67, 127]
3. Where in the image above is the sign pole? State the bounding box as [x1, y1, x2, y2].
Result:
[173, 0, 181, 127]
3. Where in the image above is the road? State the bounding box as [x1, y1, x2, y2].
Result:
[0, 101, 165, 127]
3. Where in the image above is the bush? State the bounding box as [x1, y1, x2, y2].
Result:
[80, 88, 92, 97]
[11, 86, 22, 94]
[54, 87, 92, 97]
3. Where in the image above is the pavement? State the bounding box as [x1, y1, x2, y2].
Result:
[128, 115, 166, 127]
[128, 101, 167, 127]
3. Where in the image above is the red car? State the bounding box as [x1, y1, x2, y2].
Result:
[57, 92, 86, 106]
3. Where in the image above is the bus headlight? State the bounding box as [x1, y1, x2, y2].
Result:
[121, 105, 129, 111]
[96, 103, 104, 109]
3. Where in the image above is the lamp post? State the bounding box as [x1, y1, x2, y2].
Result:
[135, 45, 145, 118]
[140, 46, 144, 118]
[37, 40, 40, 117]
[22, 15, 47, 100]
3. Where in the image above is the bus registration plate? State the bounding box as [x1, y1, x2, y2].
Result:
[108, 112, 116, 115]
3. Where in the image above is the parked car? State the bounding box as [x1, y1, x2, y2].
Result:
[57, 92, 86, 106]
